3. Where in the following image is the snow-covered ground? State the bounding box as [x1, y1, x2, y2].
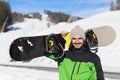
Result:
[0, 11, 120, 80]
[0, 66, 59, 80]
[0, 66, 119, 80]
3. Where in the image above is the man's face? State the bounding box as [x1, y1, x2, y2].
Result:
[71, 35, 84, 49]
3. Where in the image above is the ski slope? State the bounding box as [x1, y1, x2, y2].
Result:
[0, 11, 120, 79]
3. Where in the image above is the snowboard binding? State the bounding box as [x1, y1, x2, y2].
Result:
[85, 29, 98, 53]
[46, 33, 64, 60]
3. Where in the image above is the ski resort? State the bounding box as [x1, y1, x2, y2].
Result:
[0, 10, 120, 80]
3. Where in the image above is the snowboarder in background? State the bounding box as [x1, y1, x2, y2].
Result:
[47, 25, 105, 80]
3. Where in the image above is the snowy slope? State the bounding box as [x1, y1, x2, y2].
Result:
[1, 66, 119, 80]
[0, 11, 120, 75]
[33, 11, 120, 73]
[0, 66, 59, 80]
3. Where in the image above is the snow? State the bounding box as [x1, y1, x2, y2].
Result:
[0, 66, 59, 80]
[0, 11, 120, 79]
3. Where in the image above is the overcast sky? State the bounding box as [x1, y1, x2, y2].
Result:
[6, 0, 117, 18]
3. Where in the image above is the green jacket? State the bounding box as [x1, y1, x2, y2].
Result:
[47, 46, 104, 80]
[58, 58, 96, 80]
[46, 34, 104, 80]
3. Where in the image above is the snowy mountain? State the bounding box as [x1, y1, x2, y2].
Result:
[0, 11, 120, 80]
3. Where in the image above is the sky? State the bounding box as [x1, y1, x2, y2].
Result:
[5, 0, 117, 18]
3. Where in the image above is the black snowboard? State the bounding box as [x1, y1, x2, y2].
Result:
[10, 34, 64, 61]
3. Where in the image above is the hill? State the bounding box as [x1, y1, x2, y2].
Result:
[11, 10, 82, 25]
[0, 11, 120, 74]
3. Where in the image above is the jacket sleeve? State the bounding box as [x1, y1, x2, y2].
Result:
[94, 55, 105, 80]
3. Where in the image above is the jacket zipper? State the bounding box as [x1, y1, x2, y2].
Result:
[77, 62, 81, 74]
[70, 62, 76, 80]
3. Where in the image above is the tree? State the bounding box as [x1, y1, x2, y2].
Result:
[0, 0, 12, 32]
[110, 1, 116, 11]
[11, 12, 24, 23]
[44, 10, 70, 23]
[116, 0, 120, 10]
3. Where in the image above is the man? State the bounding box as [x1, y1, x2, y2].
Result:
[47, 25, 105, 80]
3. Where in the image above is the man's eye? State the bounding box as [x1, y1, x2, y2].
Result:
[72, 38, 76, 40]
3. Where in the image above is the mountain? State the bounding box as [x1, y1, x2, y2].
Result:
[11, 11, 79, 25]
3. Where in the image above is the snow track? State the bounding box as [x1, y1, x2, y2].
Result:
[0, 64, 120, 80]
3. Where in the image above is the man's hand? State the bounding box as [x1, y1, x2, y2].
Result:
[60, 31, 68, 38]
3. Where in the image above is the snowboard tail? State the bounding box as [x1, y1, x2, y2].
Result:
[92, 26, 116, 47]
[10, 35, 47, 61]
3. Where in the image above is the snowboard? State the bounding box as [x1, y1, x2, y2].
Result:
[9, 26, 116, 61]
[10, 34, 65, 61]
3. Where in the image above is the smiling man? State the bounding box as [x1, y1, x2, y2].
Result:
[70, 25, 85, 49]
[47, 25, 105, 80]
